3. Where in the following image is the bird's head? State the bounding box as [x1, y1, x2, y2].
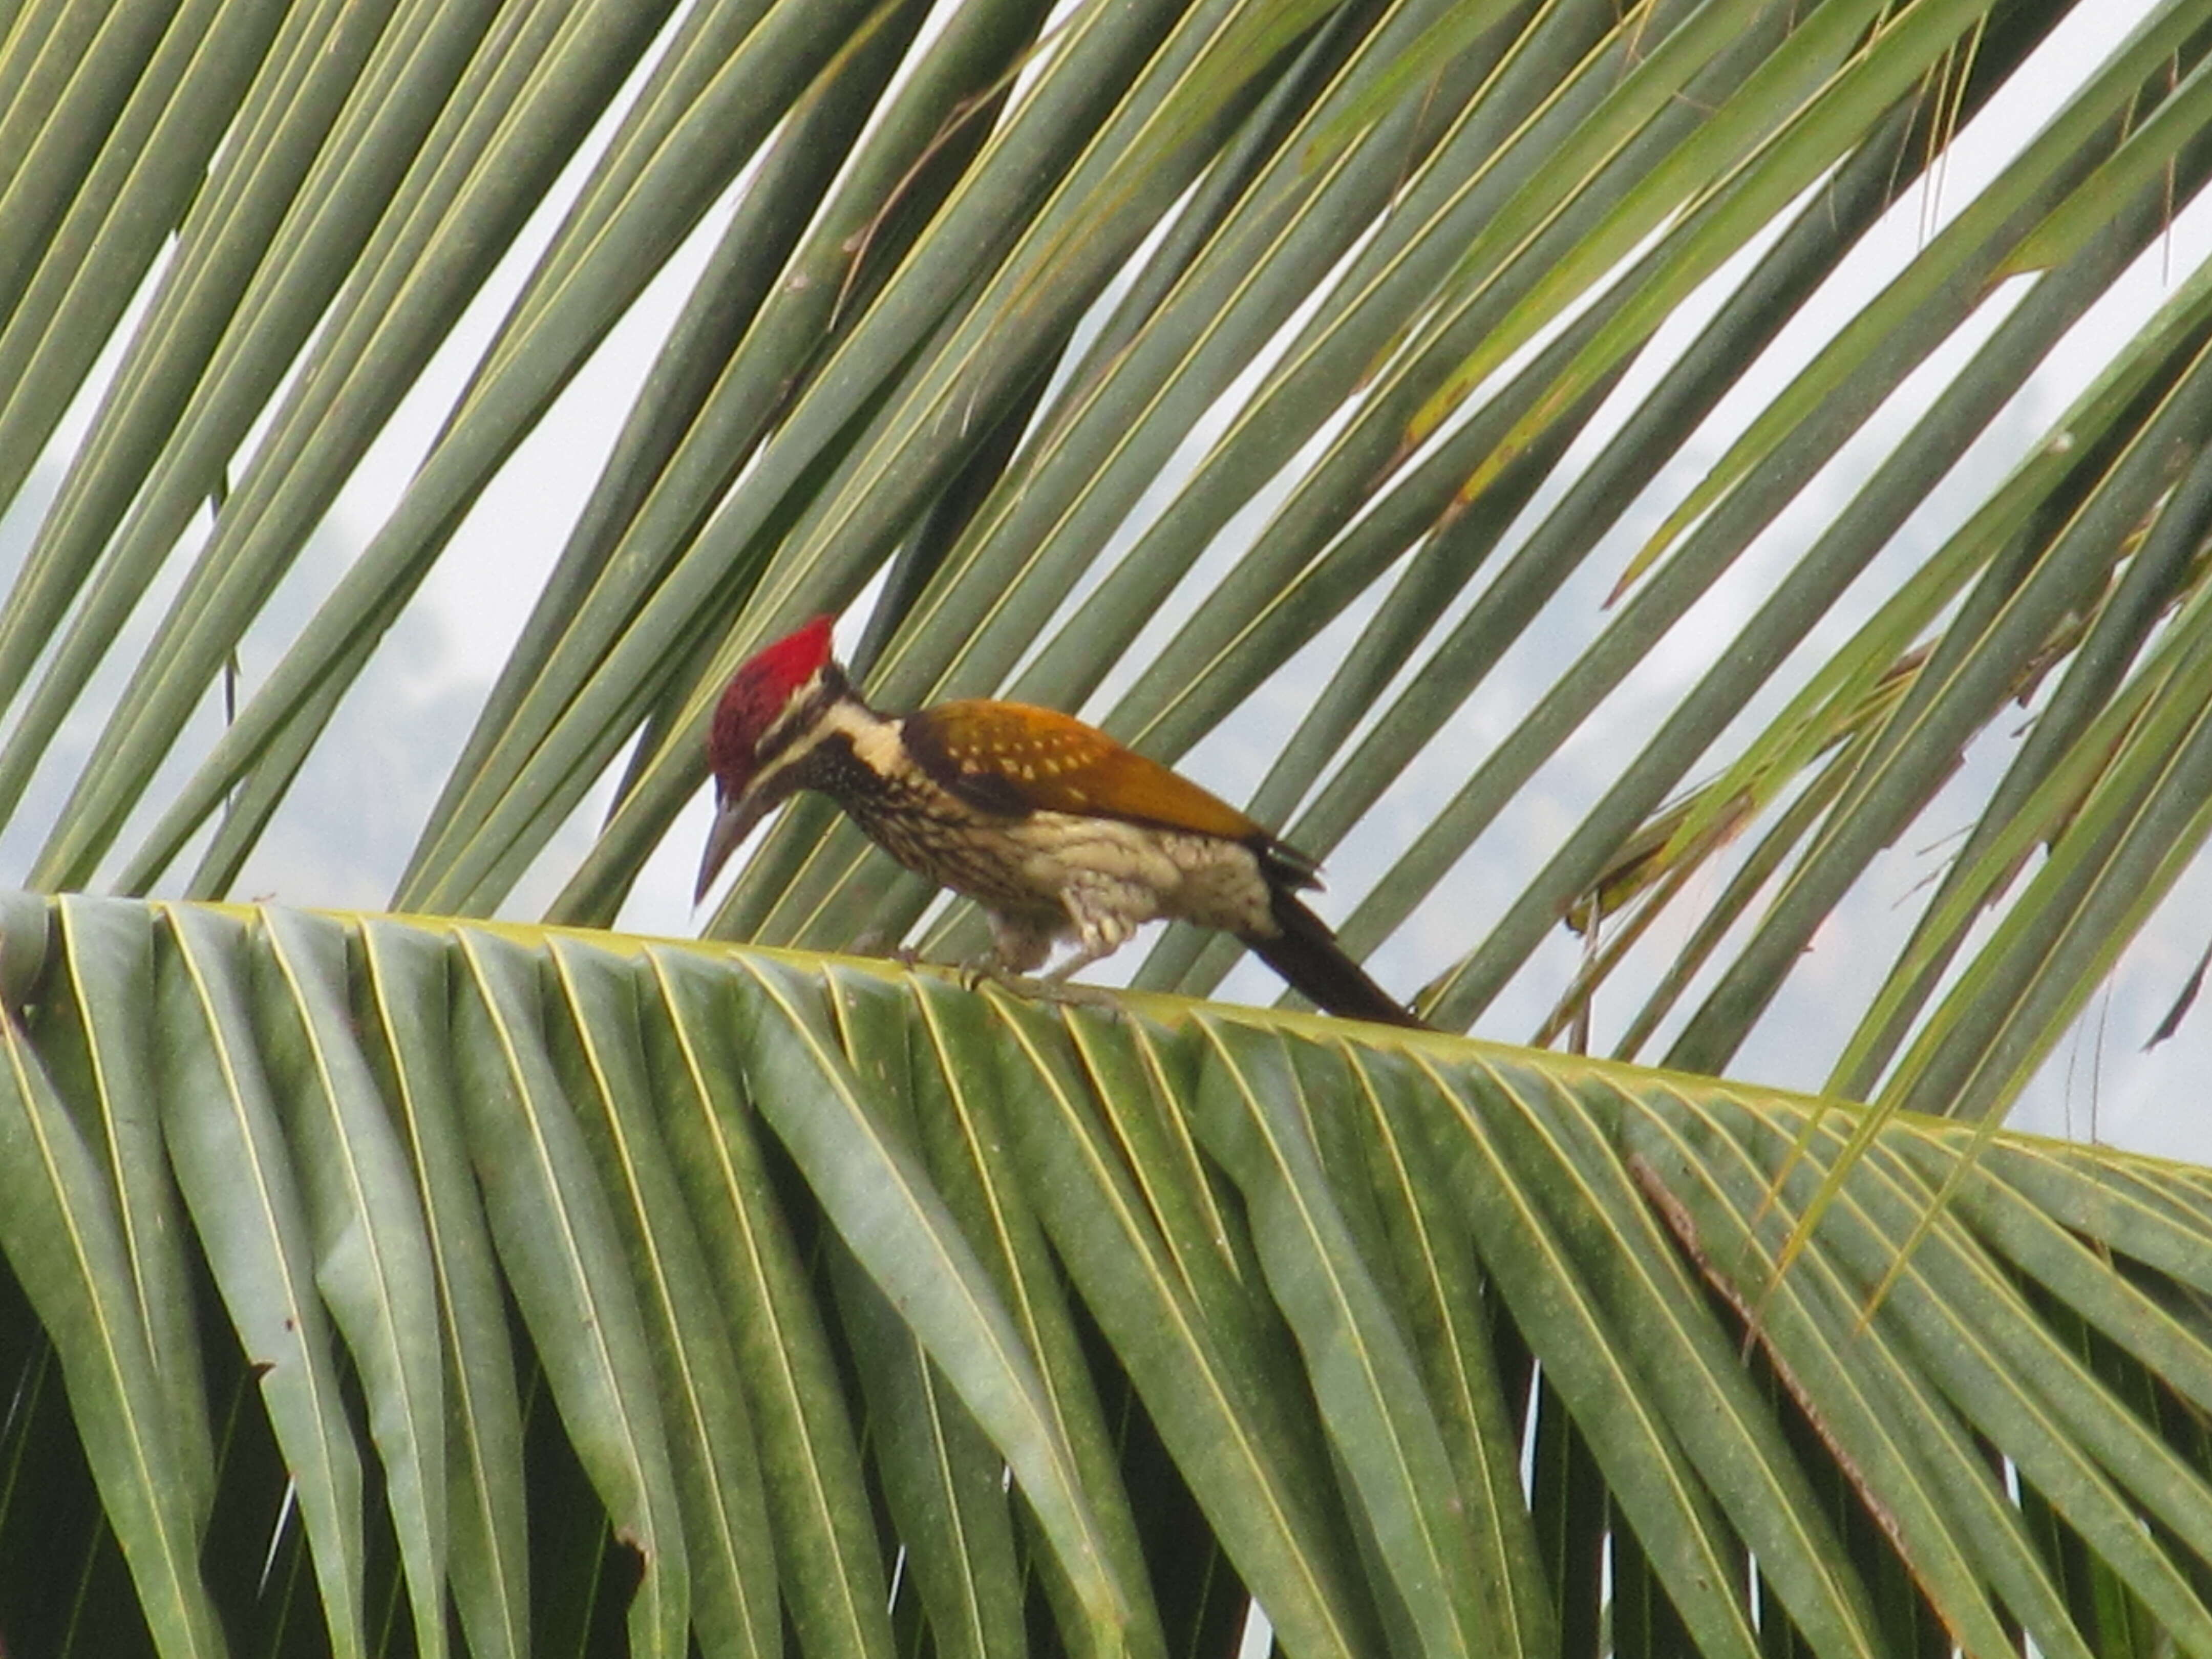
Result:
[696, 615, 840, 903]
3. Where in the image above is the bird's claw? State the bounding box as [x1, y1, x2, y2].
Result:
[952, 958, 1125, 1015]
[989, 972, 1126, 1015]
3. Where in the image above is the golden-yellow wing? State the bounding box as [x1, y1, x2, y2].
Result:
[903, 699, 1268, 843]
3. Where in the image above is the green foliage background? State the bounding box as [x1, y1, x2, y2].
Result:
[6, 0, 2212, 1652]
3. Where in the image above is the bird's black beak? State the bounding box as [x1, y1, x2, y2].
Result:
[695, 788, 770, 905]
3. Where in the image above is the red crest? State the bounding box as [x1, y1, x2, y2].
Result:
[709, 615, 835, 788]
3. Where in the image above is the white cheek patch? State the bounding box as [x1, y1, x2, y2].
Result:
[751, 683, 867, 788]
[758, 670, 830, 753]
[853, 717, 908, 772]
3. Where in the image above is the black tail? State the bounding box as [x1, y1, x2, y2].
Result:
[1245, 891, 1429, 1029]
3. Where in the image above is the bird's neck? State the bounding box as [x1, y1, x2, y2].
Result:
[814, 693, 908, 784]
[755, 683, 909, 810]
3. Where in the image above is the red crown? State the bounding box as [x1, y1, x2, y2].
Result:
[748, 615, 835, 695]
[710, 615, 836, 780]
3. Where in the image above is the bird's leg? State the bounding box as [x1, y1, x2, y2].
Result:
[1015, 981, 1127, 1013]
[956, 906, 1124, 1012]
[1043, 895, 1137, 984]
[1041, 942, 1113, 983]
[1021, 952, 1128, 1012]
[983, 908, 1058, 974]
[955, 908, 1059, 993]
[1002, 903, 1136, 1010]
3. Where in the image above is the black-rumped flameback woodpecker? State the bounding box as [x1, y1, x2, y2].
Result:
[696, 616, 1424, 1027]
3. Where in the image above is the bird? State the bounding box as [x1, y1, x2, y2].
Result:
[694, 615, 1427, 1027]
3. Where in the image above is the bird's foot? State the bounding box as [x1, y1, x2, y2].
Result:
[989, 973, 1128, 1015]
[956, 955, 1125, 1014]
